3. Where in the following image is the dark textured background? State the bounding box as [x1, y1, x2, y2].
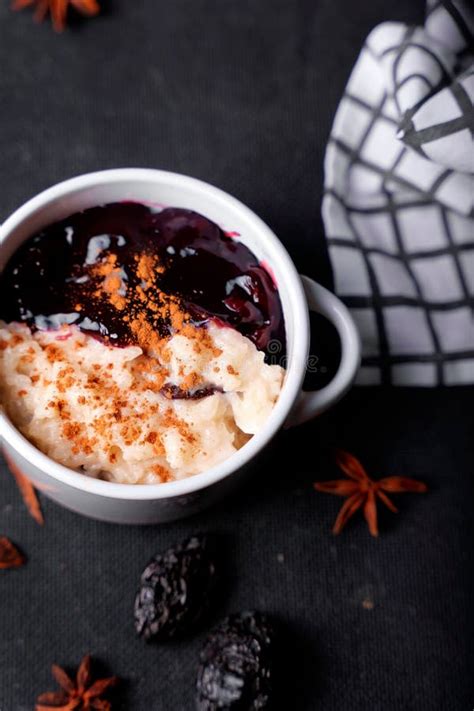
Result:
[1, 1, 473, 709]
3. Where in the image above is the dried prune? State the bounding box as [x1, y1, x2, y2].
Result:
[196, 611, 275, 710]
[134, 534, 216, 641]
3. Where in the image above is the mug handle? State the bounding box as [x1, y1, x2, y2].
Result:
[287, 274, 361, 427]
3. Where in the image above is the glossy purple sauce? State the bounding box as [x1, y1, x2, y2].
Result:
[1, 203, 285, 360]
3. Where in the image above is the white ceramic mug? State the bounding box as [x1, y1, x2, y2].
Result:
[0, 169, 360, 524]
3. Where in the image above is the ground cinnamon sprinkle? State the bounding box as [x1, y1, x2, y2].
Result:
[56, 366, 75, 392]
[62, 421, 82, 439]
[161, 409, 197, 445]
[152, 464, 172, 482]
[45, 344, 65, 363]
[131, 355, 168, 390]
[181, 371, 203, 391]
[92, 253, 127, 310]
[19, 352, 35, 364]
[93, 253, 118, 278]
[47, 399, 70, 418]
[136, 253, 164, 281]
[153, 439, 166, 457]
[84, 243, 221, 362]
[129, 314, 165, 356]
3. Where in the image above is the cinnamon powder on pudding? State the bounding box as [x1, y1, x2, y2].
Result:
[89, 247, 221, 363]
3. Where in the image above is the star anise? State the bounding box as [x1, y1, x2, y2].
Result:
[314, 449, 428, 537]
[4, 452, 44, 525]
[12, 0, 100, 33]
[0, 536, 26, 569]
[36, 654, 118, 711]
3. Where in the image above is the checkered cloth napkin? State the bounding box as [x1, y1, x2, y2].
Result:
[323, 0, 474, 386]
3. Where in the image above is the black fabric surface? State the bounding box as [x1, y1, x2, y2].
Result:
[1, 1, 473, 709]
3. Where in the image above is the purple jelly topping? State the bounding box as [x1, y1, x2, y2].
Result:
[0, 202, 285, 360]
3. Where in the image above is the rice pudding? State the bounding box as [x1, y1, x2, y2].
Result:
[0, 204, 285, 484]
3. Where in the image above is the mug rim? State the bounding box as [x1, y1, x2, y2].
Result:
[0, 168, 310, 500]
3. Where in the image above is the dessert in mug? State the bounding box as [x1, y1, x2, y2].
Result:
[0, 203, 285, 484]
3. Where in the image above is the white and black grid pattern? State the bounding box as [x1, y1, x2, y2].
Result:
[323, 0, 474, 386]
